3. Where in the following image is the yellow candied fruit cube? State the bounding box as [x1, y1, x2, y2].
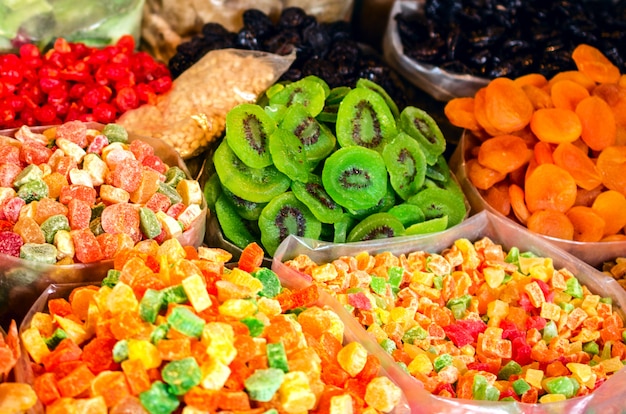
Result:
[524, 281, 546, 308]
[410, 270, 434, 286]
[311, 263, 338, 282]
[389, 306, 415, 326]
[200, 358, 231, 390]
[567, 362, 593, 385]
[156, 211, 183, 239]
[177, 204, 203, 230]
[571, 328, 600, 343]
[329, 394, 353, 414]
[182, 273, 212, 313]
[82, 153, 108, 187]
[487, 300, 509, 327]
[567, 340, 583, 354]
[56, 138, 86, 163]
[30, 312, 54, 337]
[599, 356, 624, 373]
[529, 262, 553, 282]
[551, 269, 568, 291]
[176, 179, 203, 205]
[202, 322, 236, 365]
[107, 282, 138, 314]
[279, 371, 316, 413]
[581, 295, 601, 316]
[257, 297, 282, 318]
[99, 184, 130, 204]
[364, 376, 403, 413]
[69, 168, 94, 188]
[85, 301, 99, 338]
[540, 302, 562, 321]
[128, 339, 161, 369]
[197, 246, 232, 263]
[539, 393, 567, 403]
[158, 238, 186, 263]
[525, 368, 544, 389]
[53, 315, 90, 345]
[92, 286, 112, 313]
[21, 326, 51, 364]
[367, 323, 388, 344]
[54, 230, 75, 261]
[222, 267, 263, 293]
[408, 353, 433, 375]
[218, 298, 258, 319]
[74, 396, 107, 414]
[337, 342, 368, 377]
[483, 266, 505, 288]
[566, 307, 588, 330]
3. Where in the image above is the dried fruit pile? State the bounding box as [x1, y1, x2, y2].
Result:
[0, 321, 38, 413]
[395, 0, 626, 79]
[204, 76, 467, 256]
[446, 44, 626, 242]
[284, 237, 626, 403]
[0, 121, 204, 265]
[0, 36, 172, 129]
[18, 241, 405, 413]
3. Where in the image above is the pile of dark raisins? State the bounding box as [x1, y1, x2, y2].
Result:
[168, 7, 411, 109]
[395, 0, 626, 79]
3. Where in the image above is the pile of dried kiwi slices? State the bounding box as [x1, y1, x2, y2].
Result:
[204, 76, 468, 256]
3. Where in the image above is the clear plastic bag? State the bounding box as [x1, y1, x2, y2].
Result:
[117, 48, 296, 159]
[0, 0, 145, 51]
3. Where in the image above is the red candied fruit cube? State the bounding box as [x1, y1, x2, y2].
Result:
[0, 163, 22, 187]
[145, 192, 171, 213]
[142, 154, 167, 174]
[0, 231, 24, 257]
[81, 337, 119, 374]
[54, 156, 78, 178]
[442, 323, 475, 348]
[166, 203, 185, 219]
[41, 338, 83, 372]
[20, 139, 53, 165]
[129, 139, 154, 163]
[96, 233, 121, 260]
[348, 292, 372, 310]
[511, 336, 533, 366]
[534, 278, 555, 303]
[86, 134, 109, 154]
[526, 315, 546, 331]
[67, 198, 91, 230]
[3, 197, 26, 223]
[109, 158, 142, 193]
[71, 229, 104, 263]
[55, 120, 87, 147]
[0, 145, 20, 164]
[59, 185, 96, 206]
[499, 320, 524, 341]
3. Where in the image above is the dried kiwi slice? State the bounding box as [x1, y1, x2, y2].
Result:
[425, 154, 452, 183]
[407, 187, 466, 228]
[213, 140, 291, 203]
[346, 182, 396, 220]
[225, 103, 277, 169]
[269, 77, 327, 117]
[259, 192, 322, 256]
[382, 132, 427, 200]
[322, 146, 388, 211]
[333, 214, 356, 244]
[264, 103, 288, 123]
[280, 103, 337, 164]
[346, 212, 405, 243]
[387, 203, 425, 227]
[336, 87, 397, 152]
[291, 174, 344, 224]
[215, 193, 260, 250]
[318, 86, 351, 123]
[356, 78, 400, 120]
[399, 106, 446, 166]
[268, 128, 310, 183]
[404, 216, 449, 236]
[220, 186, 267, 221]
[203, 172, 222, 211]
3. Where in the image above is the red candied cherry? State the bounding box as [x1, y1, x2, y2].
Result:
[47, 87, 69, 105]
[149, 77, 172, 94]
[69, 83, 88, 100]
[65, 102, 87, 122]
[19, 107, 36, 126]
[19, 44, 43, 68]
[5, 95, 25, 112]
[19, 83, 43, 106]
[61, 61, 90, 82]
[51, 101, 70, 119]
[135, 83, 156, 104]
[84, 49, 110, 67]
[114, 87, 139, 112]
[34, 104, 57, 124]
[93, 102, 117, 123]
[103, 62, 131, 81]
[40, 77, 67, 94]
[0, 104, 16, 127]
[82, 85, 112, 109]
[116, 35, 136, 53]
[78, 113, 97, 123]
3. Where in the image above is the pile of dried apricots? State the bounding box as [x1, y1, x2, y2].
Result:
[445, 44, 626, 243]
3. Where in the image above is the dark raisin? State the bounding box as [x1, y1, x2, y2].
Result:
[242, 9, 275, 39]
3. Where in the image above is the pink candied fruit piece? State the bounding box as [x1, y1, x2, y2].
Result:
[153, 227, 167, 244]
[100, 203, 140, 237]
[142, 154, 167, 174]
[166, 203, 185, 219]
[59, 185, 97, 206]
[129, 140, 154, 163]
[442, 324, 475, 348]
[86, 134, 109, 154]
[0, 146, 20, 165]
[3, 197, 26, 224]
[526, 315, 546, 331]
[0, 231, 24, 257]
[145, 192, 171, 213]
[67, 199, 91, 230]
[96, 233, 120, 260]
[511, 336, 533, 366]
[0, 164, 22, 187]
[109, 158, 142, 193]
[499, 320, 524, 341]
[20, 140, 53, 165]
[534, 278, 555, 303]
[55, 120, 88, 148]
[455, 319, 487, 341]
[347, 292, 372, 310]
[71, 229, 104, 263]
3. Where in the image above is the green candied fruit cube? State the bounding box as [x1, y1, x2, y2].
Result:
[504, 247, 520, 266]
[164, 166, 187, 188]
[387, 266, 403, 288]
[113, 339, 129, 363]
[498, 360, 522, 381]
[266, 342, 289, 373]
[139, 207, 162, 239]
[157, 182, 183, 205]
[139, 381, 179, 414]
[473, 374, 500, 401]
[370, 276, 387, 296]
[20, 243, 57, 264]
[102, 123, 129, 143]
[102, 269, 121, 288]
[544, 376, 576, 398]
[162, 285, 188, 305]
[403, 326, 428, 344]
[162, 357, 201, 395]
[17, 179, 48, 203]
[433, 354, 453, 372]
[599, 297, 612, 305]
[44, 328, 68, 350]
[40, 214, 70, 244]
[140, 289, 165, 324]
[245, 368, 285, 402]
[583, 341, 600, 355]
[150, 324, 170, 345]
[251, 268, 281, 298]
[380, 338, 396, 353]
[433, 275, 443, 290]
[167, 307, 204, 338]
[565, 277, 583, 298]
[241, 317, 265, 337]
[558, 302, 575, 313]
[13, 164, 43, 187]
[512, 378, 531, 395]
[542, 320, 558, 342]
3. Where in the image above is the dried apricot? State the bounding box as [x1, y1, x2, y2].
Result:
[596, 145, 626, 196]
[474, 87, 506, 136]
[444, 97, 480, 131]
[550, 80, 590, 111]
[574, 185, 603, 207]
[591, 190, 626, 236]
[514, 73, 548, 89]
[572, 44, 621, 85]
[524, 163, 577, 213]
[522, 85, 553, 110]
[575, 96, 616, 151]
[527, 209, 574, 240]
[509, 184, 530, 225]
[593, 83, 626, 130]
[548, 71, 596, 93]
[477, 134, 532, 174]
[566, 206, 605, 242]
[529, 108, 582, 144]
[552, 142, 602, 190]
[484, 78, 534, 133]
[466, 159, 507, 190]
[533, 141, 554, 165]
[483, 182, 511, 217]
